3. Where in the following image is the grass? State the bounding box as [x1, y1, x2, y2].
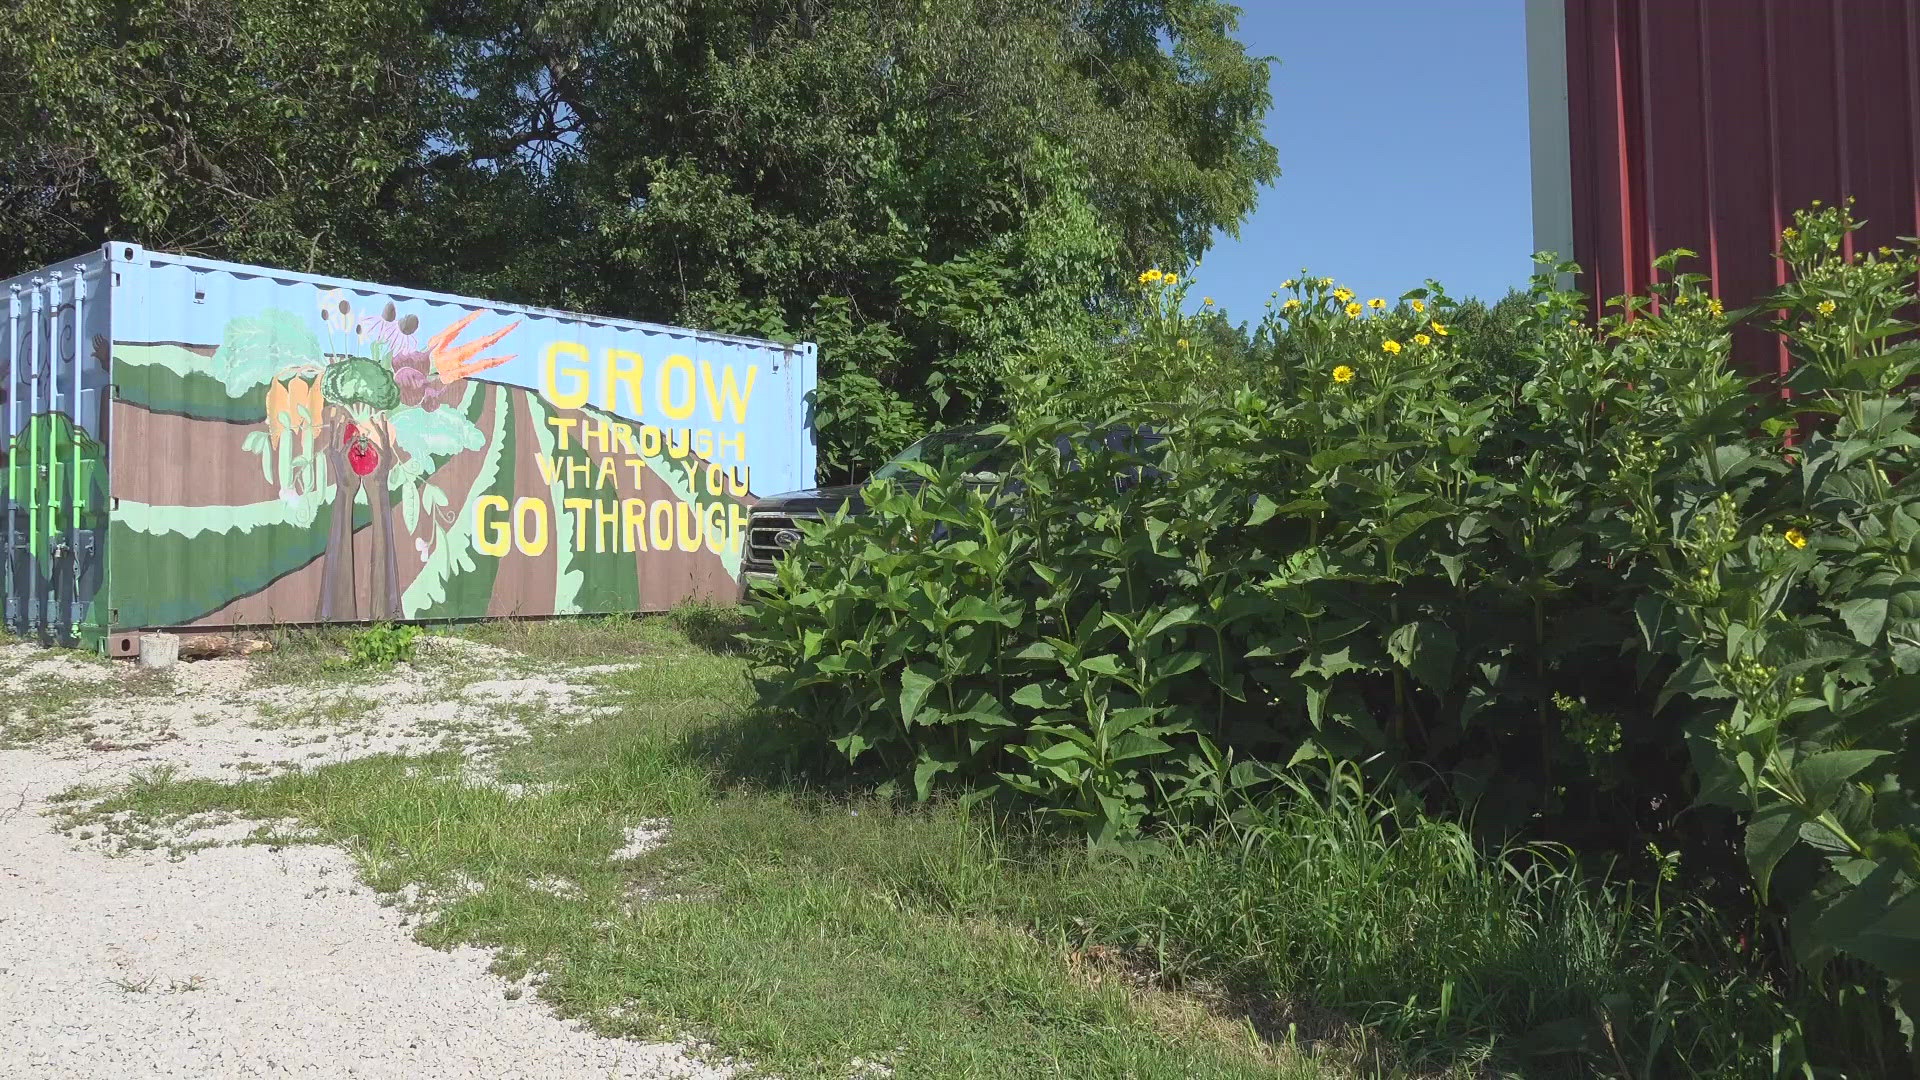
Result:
[73, 611, 1319, 1079]
[51, 608, 1812, 1078]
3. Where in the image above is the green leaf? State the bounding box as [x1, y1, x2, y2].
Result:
[1635, 594, 1678, 653]
[388, 404, 486, 463]
[949, 595, 1020, 626]
[1144, 604, 1199, 641]
[1792, 749, 1888, 815]
[898, 664, 938, 725]
[1110, 730, 1173, 763]
[1746, 802, 1810, 898]
[1838, 593, 1892, 647]
[913, 754, 956, 801]
[1011, 682, 1069, 710]
[1385, 620, 1457, 692]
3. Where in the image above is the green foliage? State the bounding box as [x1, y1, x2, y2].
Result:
[341, 622, 421, 668]
[747, 204, 1920, 1070]
[0, 0, 444, 275]
[214, 311, 325, 394]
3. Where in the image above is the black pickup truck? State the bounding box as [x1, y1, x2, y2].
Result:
[738, 424, 1161, 597]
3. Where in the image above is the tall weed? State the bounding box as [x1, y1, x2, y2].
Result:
[747, 202, 1920, 1067]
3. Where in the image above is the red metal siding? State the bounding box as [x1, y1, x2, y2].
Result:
[1562, 0, 1920, 375]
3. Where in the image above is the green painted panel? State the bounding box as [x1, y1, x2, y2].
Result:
[107, 499, 370, 629]
[114, 344, 269, 423]
[408, 386, 515, 620]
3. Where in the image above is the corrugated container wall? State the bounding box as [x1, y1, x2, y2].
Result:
[2, 243, 817, 651]
[1528, 0, 1920, 375]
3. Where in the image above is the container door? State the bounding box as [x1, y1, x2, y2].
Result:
[3, 259, 110, 648]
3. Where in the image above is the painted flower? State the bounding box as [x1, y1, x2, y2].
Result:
[1414, 333, 1432, 346]
[357, 302, 422, 353]
[1382, 339, 1403, 354]
[1785, 527, 1808, 549]
[415, 536, 432, 563]
[1367, 297, 1385, 310]
[1817, 300, 1838, 317]
[1331, 365, 1355, 384]
[1345, 302, 1363, 318]
[1410, 299, 1426, 313]
[316, 289, 353, 335]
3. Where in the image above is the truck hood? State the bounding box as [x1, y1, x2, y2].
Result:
[749, 483, 874, 515]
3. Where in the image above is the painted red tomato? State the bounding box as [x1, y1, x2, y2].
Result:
[347, 436, 379, 476]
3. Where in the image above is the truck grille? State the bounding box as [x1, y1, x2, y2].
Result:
[745, 511, 819, 570]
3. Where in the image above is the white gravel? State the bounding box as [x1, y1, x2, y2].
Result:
[0, 642, 735, 1079]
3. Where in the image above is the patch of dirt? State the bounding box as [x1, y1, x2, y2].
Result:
[0, 636, 730, 1079]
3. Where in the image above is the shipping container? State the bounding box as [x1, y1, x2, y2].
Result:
[2, 243, 817, 652]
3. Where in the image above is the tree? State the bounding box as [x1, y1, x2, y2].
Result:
[0, 0, 447, 277]
[1, 0, 1278, 480]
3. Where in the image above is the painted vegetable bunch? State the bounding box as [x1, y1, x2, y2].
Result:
[237, 288, 517, 620]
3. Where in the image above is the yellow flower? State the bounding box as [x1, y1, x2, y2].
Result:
[1785, 527, 1808, 550]
[1817, 300, 1837, 317]
[1367, 297, 1385, 310]
[1382, 339, 1403, 355]
[1177, 338, 1189, 349]
[1203, 297, 1215, 306]
[1319, 277, 1335, 288]
[1345, 302, 1363, 318]
[1282, 279, 1297, 289]
[1783, 227, 1799, 241]
[1413, 333, 1432, 346]
[1282, 298, 1302, 312]
[1410, 299, 1426, 313]
[1708, 297, 1724, 316]
[1431, 321, 1449, 336]
[1879, 246, 1894, 256]
[1333, 288, 1354, 303]
[1139, 269, 1163, 284]
[1165, 274, 1180, 287]
[1331, 365, 1355, 384]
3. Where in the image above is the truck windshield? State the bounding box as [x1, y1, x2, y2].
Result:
[870, 429, 1016, 482]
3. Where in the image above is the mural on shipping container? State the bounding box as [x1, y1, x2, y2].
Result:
[3, 261, 113, 644]
[103, 284, 806, 631]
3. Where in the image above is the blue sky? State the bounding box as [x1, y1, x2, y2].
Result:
[1190, 1, 1535, 324]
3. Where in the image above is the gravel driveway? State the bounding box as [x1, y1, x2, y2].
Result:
[0, 641, 733, 1079]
